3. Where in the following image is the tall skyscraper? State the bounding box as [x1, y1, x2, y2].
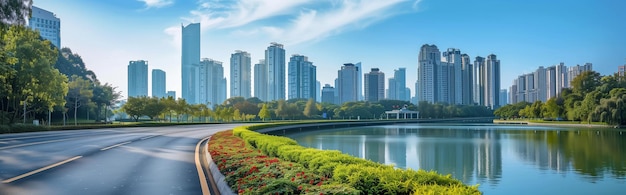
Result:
[254, 60, 267, 101]
[338, 63, 359, 104]
[288, 55, 316, 100]
[534, 66, 547, 102]
[128, 60, 148, 98]
[199, 58, 227, 106]
[555, 62, 568, 96]
[499, 89, 508, 107]
[151, 69, 166, 98]
[417, 44, 441, 103]
[356, 62, 363, 101]
[316, 81, 321, 103]
[321, 84, 336, 104]
[230, 51, 252, 98]
[473, 56, 485, 105]
[364, 68, 385, 102]
[265, 42, 286, 101]
[461, 54, 473, 105]
[546, 66, 557, 100]
[28, 6, 61, 48]
[484, 54, 501, 109]
[443, 48, 462, 104]
[387, 77, 396, 100]
[181, 23, 200, 104]
[618, 65, 626, 76]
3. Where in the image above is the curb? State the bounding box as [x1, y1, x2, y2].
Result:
[205, 148, 235, 195]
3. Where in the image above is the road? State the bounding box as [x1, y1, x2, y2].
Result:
[0, 124, 243, 195]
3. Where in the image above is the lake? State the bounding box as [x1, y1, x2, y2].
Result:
[285, 124, 625, 194]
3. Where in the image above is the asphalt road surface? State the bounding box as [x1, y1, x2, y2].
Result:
[0, 124, 243, 195]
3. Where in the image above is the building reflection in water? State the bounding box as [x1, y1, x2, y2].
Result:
[289, 125, 626, 192]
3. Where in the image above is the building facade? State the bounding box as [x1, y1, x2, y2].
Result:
[288, 55, 317, 100]
[484, 54, 501, 109]
[128, 60, 148, 98]
[461, 54, 473, 105]
[321, 84, 336, 104]
[417, 44, 440, 103]
[29, 6, 61, 48]
[265, 42, 286, 101]
[230, 51, 251, 98]
[181, 23, 200, 104]
[338, 63, 359, 104]
[199, 58, 227, 106]
[254, 60, 268, 101]
[364, 68, 385, 102]
[151, 69, 166, 98]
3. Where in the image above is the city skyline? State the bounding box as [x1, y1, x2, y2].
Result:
[31, 0, 626, 100]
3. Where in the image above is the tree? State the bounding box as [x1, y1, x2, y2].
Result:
[143, 97, 166, 120]
[122, 97, 144, 122]
[275, 99, 288, 120]
[1, 26, 67, 124]
[0, 0, 32, 27]
[233, 109, 242, 121]
[258, 104, 271, 121]
[570, 71, 602, 95]
[66, 75, 93, 125]
[303, 99, 319, 118]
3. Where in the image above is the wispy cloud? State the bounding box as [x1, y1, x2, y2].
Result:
[138, 0, 174, 9]
[165, 0, 420, 47]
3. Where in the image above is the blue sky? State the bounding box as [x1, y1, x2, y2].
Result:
[34, 0, 626, 99]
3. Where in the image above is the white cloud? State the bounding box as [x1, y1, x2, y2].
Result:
[138, 0, 174, 9]
[165, 0, 417, 48]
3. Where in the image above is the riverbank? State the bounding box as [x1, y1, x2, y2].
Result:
[493, 119, 613, 128]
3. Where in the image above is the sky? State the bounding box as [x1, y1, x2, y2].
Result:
[33, 0, 626, 100]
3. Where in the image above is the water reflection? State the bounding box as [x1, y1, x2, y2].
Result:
[286, 124, 626, 189]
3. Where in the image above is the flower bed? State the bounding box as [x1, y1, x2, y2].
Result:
[209, 125, 481, 195]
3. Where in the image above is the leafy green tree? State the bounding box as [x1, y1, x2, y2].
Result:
[66, 75, 93, 125]
[303, 99, 319, 117]
[143, 97, 166, 120]
[175, 98, 189, 122]
[0, 25, 66, 124]
[122, 97, 144, 122]
[275, 99, 288, 120]
[571, 71, 602, 95]
[542, 97, 564, 119]
[233, 109, 241, 121]
[0, 0, 32, 27]
[258, 104, 271, 121]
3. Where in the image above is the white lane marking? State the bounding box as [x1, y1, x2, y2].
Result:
[140, 135, 158, 140]
[2, 156, 83, 183]
[195, 137, 211, 195]
[0, 138, 75, 150]
[100, 141, 132, 151]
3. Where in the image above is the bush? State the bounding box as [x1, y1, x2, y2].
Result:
[9, 124, 49, 133]
[0, 125, 10, 134]
[233, 124, 482, 195]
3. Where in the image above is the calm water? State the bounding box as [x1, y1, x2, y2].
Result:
[285, 124, 626, 194]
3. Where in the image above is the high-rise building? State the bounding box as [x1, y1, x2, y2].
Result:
[166, 91, 176, 98]
[618, 65, 626, 76]
[316, 81, 321, 103]
[181, 23, 200, 104]
[151, 69, 166, 98]
[443, 48, 462, 104]
[356, 62, 363, 101]
[484, 54, 501, 109]
[321, 84, 336, 104]
[473, 56, 485, 105]
[535, 66, 547, 102]
[417, 44, 441, 103]
[265, 42, 286, 101]
[546, 66, 557, 100]
[555, 63, 568, 96]
[338, 63, 359, 104]
[387, 77, 396, 100]
[254, 60, 267, 101]
[199, 58, 227, 106]
[461, 54, 473, 105]
[288, 55, 317, 100]
[28, 6, 61, 48]
[230, 51, 252, 98]
[499, 89, 508, 107]
[364, 68, 385, 102]
[567, 63, 593, 85]
[128, 60, 148, 98]
[387, 68, 407, 101]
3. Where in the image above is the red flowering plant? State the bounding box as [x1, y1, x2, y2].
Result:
[208, 130, 359, 195]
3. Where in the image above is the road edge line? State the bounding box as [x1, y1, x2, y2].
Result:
[2, 156, 83, 183]
[195, 137, 211, 195]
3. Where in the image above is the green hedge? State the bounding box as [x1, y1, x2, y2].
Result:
[233, 124, 481, 195]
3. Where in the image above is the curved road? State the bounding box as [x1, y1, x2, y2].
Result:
[0, 124, 243, 195]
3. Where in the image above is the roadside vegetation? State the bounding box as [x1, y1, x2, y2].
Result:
[495, 71, 626, 126]
[208, 124, 481, 195]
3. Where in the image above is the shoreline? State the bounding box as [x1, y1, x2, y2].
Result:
[493, 120, 614, 128]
